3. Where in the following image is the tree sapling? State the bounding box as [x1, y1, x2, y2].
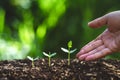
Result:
[43, 52, 56, 66]
[27, 56, 39, 67]
[61, 40, 77, 65]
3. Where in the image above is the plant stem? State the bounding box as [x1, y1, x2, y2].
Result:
[32, 61, 35, 67]
[68, 53, 70, 65]
[68, 48, 70, 65]
[49, 57, 50, 67]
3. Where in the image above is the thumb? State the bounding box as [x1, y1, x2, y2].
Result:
[88, 16, 107, 28]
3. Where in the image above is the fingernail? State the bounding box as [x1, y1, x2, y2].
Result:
[76, 53, 79, 57]
[85, 55, 93, 61]
[80, 50, 84, 54]
[88, 22, 91, 25]
[78, 55, 85, 61]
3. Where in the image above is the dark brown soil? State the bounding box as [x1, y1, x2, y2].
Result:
[0, 59, 120, 80]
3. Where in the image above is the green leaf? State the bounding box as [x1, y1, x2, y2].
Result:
[70, 48, 77, 54]
[27, 56, 33, 61]
[61, 47, 69, 53]
[34, 56, 39, 60]
[68, 40, 72, 48]
[50, 53, 56, 57]
[43, 52, 50, 57]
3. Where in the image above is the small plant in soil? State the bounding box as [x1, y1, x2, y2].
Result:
[43, 52, 56, 66]
[27, 56, 39, 67]
[61, 40, 77, 65]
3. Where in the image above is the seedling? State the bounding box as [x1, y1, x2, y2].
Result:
[61, 40, 77, 65]
[43, 52, 56, 67]
[27, 56, 39, 67]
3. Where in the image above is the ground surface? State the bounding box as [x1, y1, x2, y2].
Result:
[0, 59, 120, 80]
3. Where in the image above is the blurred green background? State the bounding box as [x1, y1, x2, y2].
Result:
[0, 0, 120, 60]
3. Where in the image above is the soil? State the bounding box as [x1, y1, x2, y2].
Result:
[0, 59, 120, 80]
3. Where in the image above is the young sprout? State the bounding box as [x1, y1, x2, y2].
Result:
[61, 40, 77, 65]
[43, 52, 56, 67]
[27, 56, 39, 67]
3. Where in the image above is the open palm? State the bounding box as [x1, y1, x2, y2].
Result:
[77, 29, 120, 61]
[76, 11, 120, 61]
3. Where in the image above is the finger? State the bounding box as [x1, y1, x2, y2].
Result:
[78, 45, 105, 60]
[88, 15, 107, 28]
[76, 40, 103, 57]
[78, 49, 97, 60]
[76, 40, 95, 57]
[85, 48, 112, 61]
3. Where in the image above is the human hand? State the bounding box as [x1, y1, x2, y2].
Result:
[76, 11, 120, 61]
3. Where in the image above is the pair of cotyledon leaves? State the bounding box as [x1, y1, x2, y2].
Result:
[43, 52, 57, 58]
[27, 56, 39, 61]
[61, 40, 77, 54]
[43, 41, 77, 57]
